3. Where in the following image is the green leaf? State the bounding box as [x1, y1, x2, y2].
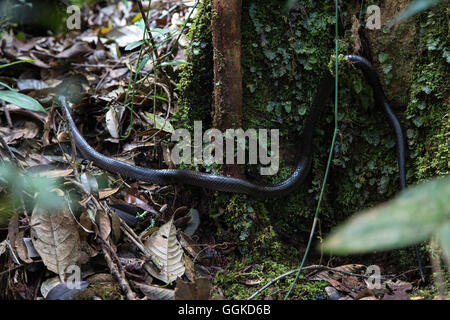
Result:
[159, 60, 188, 67]
[144, 112, 174, 133]
[378, 53, 389, 64]
[0, 59, 35, 69]
[0, 81, 14, 91]
[0, 90, 46, 113]
[150, 28, 175, 35]
[136, 54, 150, 73]
[437, 223, 450, 266]
[323, 175, 450, 255]
[388, 0, 445, 26]
[125, 40, 144, 51]
[382, 64, 393, 74]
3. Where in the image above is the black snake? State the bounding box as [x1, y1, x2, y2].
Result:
[58, 55, 407, 198]
[59, 54, 425, 281]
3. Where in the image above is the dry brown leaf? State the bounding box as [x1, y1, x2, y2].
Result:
[7, 213, 19, 251]
[78, 212, 93, 242]
[183, 254, 195, 282]
[36, 169, 73, 178]
[175, 278, 212, 300]
[105, 107, 121, 139]
[99, 185, 121, 199]
[55, 42, 92, 59]
[95, 210, 111, 241]
[15, 231, 33, 263]
[133, 281, 175, 300]
[110, 210, 121, 243]
[381, 280, 412, 300]
[31, 204, 81, 281]
[144, 217, 185, 284]
[179, 231, 202, 260]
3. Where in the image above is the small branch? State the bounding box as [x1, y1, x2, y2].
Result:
[120, 221, 150, 256]
[136, 0, 160, 62]
[2, 101, 13, 128]
[247, 264, 395, 300]
[98, 236, 137, 300]
[0, 132, 22, 168]
[0, 264, 23, 276]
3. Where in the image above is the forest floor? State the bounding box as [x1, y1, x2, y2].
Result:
[0, 0, 445, 300]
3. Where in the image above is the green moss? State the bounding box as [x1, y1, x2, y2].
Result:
[212, 193, 299, 262]
[75, 283, 123, 300]
[175, 0, 214, 131]
[405, 9, 450, 181]
[213, 260, 328, 300]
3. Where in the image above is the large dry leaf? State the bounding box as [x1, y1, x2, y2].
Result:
[106, 25, 144, 48]
[133, 282, 175, 300]
[55, 42, 92, 59]
[144, 217, 185, 284]
[31, 205, 81, 281]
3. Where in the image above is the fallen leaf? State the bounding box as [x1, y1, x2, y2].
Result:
[144, 217, 185, 284]
[31, 204, 81, 281]
[105, 107, 121, 139]
[55, 42, 92, 59]
[133, 281, 175, 300]
[15, 231, 33, 263]
[36, 169, 73, 178]
[99, 185, 121, 199]
[95, 210, 111, 241]
[175, 278, 212, 300]
[7, 213, 19, 252]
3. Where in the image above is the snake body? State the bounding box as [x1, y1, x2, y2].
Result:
[59, 55, 407, 198]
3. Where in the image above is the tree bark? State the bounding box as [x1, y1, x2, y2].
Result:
[211, 0, 243, 177]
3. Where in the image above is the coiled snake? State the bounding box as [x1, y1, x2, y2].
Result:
[58, 54, 425, 280]
[58, 55, 407, 198]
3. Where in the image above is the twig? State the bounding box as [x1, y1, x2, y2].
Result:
[0, 264, 24, 276]
[71, 63, 110, 68]
[0, 132, 22, 167]
[394, 266, 432, 280]
[248, 264, 395, 300]
[119, 221, 150, 256]
[136, 0, 160, 62]
[2, 101, 13, 128]
[97, 236, 137, 300]
[57, 101, 80, 181]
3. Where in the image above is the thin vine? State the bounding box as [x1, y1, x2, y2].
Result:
[283, 0, 340, 300]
